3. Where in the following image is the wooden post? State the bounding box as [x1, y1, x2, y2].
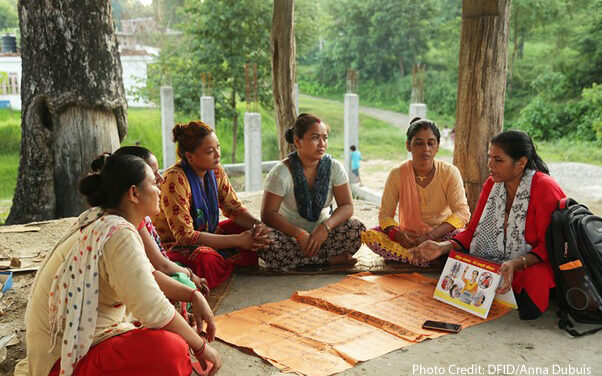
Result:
[453, 0, 511, 212]
[271, 0, 296, 159]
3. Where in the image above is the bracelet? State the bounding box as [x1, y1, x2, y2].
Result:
[321, 221, 331, 234]
[521, 256, 528, 270]
[252, 222, 261, 231]
[193, 337, 206, 358]
[185, 267, 194, 278]
[188, 288, 200, 303]
[294, 231, 308, 243]
[388, 227, 400, 241]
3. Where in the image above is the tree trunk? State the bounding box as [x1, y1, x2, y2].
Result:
[231, 87, 238, 163]
[271, 0, 296, 159]
[7, 0, 127, 224]
[508, 5, 518, 92]
[453, 0, 512, 212]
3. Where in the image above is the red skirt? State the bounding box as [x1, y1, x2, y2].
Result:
[48, 329, 191, 376]
[167, 219, 258, 289]
[512, 261, 555, 313]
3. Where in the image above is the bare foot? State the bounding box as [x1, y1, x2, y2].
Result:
[328, 252, 357, 266]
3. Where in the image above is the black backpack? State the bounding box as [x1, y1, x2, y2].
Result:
[547, 198, 602, 337]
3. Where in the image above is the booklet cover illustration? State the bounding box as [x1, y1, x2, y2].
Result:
[434, 250, 517, 318]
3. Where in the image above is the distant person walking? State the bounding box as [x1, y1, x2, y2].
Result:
[350, 145, 362, 185]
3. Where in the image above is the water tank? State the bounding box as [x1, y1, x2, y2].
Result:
[1, 35, 17, 53]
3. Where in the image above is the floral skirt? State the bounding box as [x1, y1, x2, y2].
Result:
[259, 218, 366, 272]
[362, 226, 462, 264]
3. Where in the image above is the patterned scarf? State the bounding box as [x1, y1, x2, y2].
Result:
[470, 169, 535, 263]
[48, 213, 134, 376]
[288, 151, 332, 222]
[181, 159, 219, 233]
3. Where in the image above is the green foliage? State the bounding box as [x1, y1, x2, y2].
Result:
[315, 0, 435, 86]
[0, 0, 17, 32]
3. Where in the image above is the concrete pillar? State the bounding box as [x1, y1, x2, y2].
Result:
[293, 83, 299, 117]
[244, 112, 262, 192]
[344, 93, 359, 180]
[409, 103, 427, 120]
[161, 86, 176, 169]
[200, 96, 215, 128]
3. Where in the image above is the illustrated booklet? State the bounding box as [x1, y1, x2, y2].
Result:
[434, 250, 517, 319]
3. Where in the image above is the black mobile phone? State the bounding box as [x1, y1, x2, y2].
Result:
[422, 320, 462, 333]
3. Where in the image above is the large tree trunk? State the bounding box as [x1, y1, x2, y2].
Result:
[7, 0, 127, 224]
[231, 87, 238, 163]
[453, 0, 512, 212]
[271, 0, 296, 159]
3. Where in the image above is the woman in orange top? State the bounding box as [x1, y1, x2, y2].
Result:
[362, 118, 470, 263]
[153, 121, 270, 289]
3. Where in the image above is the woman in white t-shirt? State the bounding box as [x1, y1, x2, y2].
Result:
[260, 113, 366, 271]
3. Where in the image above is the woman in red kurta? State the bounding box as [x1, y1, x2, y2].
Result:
[410, 131, 565, 319]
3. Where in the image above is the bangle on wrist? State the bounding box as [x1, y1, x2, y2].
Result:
[185, 267, 193, 278]
[188, 288, 200, 303]
[294, 231, 308, 243]
[193, 337, 206, 358]
[321, 221, 331, 234]
[521, 256, 528, 270]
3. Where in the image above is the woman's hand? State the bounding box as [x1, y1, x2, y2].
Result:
[190, 291, 216, 342]
[190, 274, 210, 296]
[250, 223, 271, 251]
[409, 240, 443, 264]
[394, 230, 420, 249]
[297, 231, 312, 257]
[196, 343, 222, 376]
[497, 260, 517, 294]
[306, 224, 329, 257]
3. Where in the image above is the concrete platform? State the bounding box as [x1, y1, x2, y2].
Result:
[214, 273, 602, 375]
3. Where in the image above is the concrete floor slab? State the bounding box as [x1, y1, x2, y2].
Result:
[214, 273, 602, 376]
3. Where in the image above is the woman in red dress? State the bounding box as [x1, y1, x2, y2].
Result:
[410, 131, 565, 319]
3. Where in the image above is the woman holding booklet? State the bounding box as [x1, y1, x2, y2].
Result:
[410, 130, 566, 320]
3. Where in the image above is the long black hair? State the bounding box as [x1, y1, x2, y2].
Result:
[490, 130, 549, 175]
[79, 154, 149, 208]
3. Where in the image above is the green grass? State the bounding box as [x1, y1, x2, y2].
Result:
[537, 139, 602, 167]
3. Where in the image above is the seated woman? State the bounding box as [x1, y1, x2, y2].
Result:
[15, 154, 221, 376]
[260, 113, 366, 271]
[362, 118, 470, 263]
[410, 130, 565, 320]
[153, 121, 270, 289]
[112, 146, 208, 296]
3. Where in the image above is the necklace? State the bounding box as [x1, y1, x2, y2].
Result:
[415, 164, 435, 183]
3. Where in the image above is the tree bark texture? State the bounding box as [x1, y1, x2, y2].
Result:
[271, 0, 296, 159]
[231, 86, 238, 163]
[453, 0, 512, 212]
[8, 0, 127, 224]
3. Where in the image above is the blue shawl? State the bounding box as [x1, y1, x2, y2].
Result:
[181, 160, 219, 233]
[288, 152, 332, 222]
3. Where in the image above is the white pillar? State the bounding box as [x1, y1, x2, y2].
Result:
[293, 83, 299, 117]
[244, 112, 262, 192]
[344, 93, 359, 179]
[161, 86, 176, 169]
[409, 103, 427, 121]
[200, 96, 215, 128]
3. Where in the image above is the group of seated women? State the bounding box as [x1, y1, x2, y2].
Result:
[15, 113, 565, 375]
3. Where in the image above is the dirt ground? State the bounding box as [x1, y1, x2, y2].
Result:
[0, 159, 600, 375]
